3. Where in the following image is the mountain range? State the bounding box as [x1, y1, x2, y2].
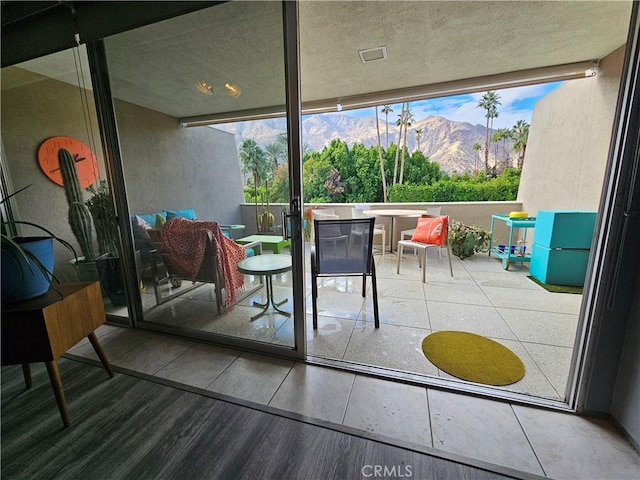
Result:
[215, 113, 503, 174]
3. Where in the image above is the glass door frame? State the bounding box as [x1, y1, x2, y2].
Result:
[85, 1, 307, 359]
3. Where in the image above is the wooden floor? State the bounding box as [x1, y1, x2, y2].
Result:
[1, 359, 521, 480]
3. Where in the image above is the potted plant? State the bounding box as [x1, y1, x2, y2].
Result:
[85, 179, 129, 306]
[1, 185, 77, 303]
[85, 180, 118, 258]
[58, 148, 131, 306]
[448, 220, 491, 259]
[257, 178, 275, 233]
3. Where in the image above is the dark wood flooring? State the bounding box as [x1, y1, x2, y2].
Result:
[1, 359, 524, 480]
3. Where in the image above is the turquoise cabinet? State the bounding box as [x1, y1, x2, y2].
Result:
[530, 210, 596, 286]
[534, 210, 596, 249]
[530, 244, 592, 286]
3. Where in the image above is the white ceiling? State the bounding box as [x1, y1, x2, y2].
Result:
[4, 0, 634, 121]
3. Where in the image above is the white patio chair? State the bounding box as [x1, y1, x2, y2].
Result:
[397, 215, 453, 283]
[400, 207, 442, 257]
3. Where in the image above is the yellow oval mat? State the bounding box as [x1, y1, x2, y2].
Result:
[422, 331, 525, 386]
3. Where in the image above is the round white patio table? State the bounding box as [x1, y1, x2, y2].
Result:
[237, 254, 292, 321]
[363, 209, 427, 253]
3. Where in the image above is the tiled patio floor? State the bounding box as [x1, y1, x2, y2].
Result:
[129, 246, 583, 402]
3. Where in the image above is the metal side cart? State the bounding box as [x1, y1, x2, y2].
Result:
[489, 214, 536, 270]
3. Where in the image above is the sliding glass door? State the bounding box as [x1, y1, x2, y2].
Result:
[100, 1, 305, 356]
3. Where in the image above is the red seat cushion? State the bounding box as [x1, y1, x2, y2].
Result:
[411, 216, 448, 245]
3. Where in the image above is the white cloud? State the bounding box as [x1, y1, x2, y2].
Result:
[414, 83, 562, 128]
[344, 81, 563, 129]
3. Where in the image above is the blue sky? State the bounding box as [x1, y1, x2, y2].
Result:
[341, 82, 563, 128]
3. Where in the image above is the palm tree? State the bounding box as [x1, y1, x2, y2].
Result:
[415, 128, 423, 152]
[381, 105, 393, 148]
[477, 91, 501, 175]
[275, 132, 312, 162]
[375, 105, 387, 202]
[491, 128, 514, 172]
[488, 106, 499, 168]
[512, 119, 530, 169]
[499, 128, 513, 166]
[239, 139, 268, 188]
[276, 133, 289, 162]
[472, 142, 482, 173]
[490, 130, 503, 172]
[392, 103, 406, 185]
[239, 139, 268, 227]
[398, 107, 414, 185]
[264, 141, 286, 170]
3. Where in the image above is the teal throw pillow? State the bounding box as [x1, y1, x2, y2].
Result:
[165, 208, 197, 220]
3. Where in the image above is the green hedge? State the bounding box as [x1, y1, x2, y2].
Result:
[388, 170, 520, 202]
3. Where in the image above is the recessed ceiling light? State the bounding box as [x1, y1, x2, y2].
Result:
[358, 46, 388, 63]
[224, 82, 241, 97]
[195, 81, 213, 95]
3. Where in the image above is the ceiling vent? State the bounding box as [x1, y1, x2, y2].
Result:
[358, 46, 388, 63]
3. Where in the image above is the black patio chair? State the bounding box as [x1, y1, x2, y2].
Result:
[311, 217, 380, 329]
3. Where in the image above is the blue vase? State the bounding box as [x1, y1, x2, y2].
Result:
[1, 237, 54, 303]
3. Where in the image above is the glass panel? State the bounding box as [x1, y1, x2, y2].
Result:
[104, 2, 297, 349]
[1, 46, 131, 321]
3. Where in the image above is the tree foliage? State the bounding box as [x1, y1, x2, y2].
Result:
[243, 135, 520, 204]
[239, 139, 269, 188]
[298, 140, 449, 204]
[512, 119, 530, 169]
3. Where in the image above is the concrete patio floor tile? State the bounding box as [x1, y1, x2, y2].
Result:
[423, 282, 492, 306]
[521, 342, 574, 398]
[427, 301, 517, 341]
[498, 307, 579, 347]
[482, 285, 583, 314]
[343, 323, 437, 376]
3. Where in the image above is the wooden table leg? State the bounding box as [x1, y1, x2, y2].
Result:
[21, 363, 32, 389]
[88, 332, 114, 378]
[45, 360, 70, 428]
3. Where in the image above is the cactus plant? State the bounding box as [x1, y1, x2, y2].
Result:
[59, 148, 95, 261]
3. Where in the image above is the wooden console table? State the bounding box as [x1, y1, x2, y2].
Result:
[1, 281, 114, 427]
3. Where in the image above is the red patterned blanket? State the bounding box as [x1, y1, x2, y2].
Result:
[160, 217, 246, 310]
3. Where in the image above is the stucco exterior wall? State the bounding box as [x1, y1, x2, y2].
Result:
[518, 45, 625, 213]
[114, 101, 243, 225]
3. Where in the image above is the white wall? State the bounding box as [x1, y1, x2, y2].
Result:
[518, 46, 626, 213]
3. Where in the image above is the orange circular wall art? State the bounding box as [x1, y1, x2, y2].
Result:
[38, 136, 99, 188]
